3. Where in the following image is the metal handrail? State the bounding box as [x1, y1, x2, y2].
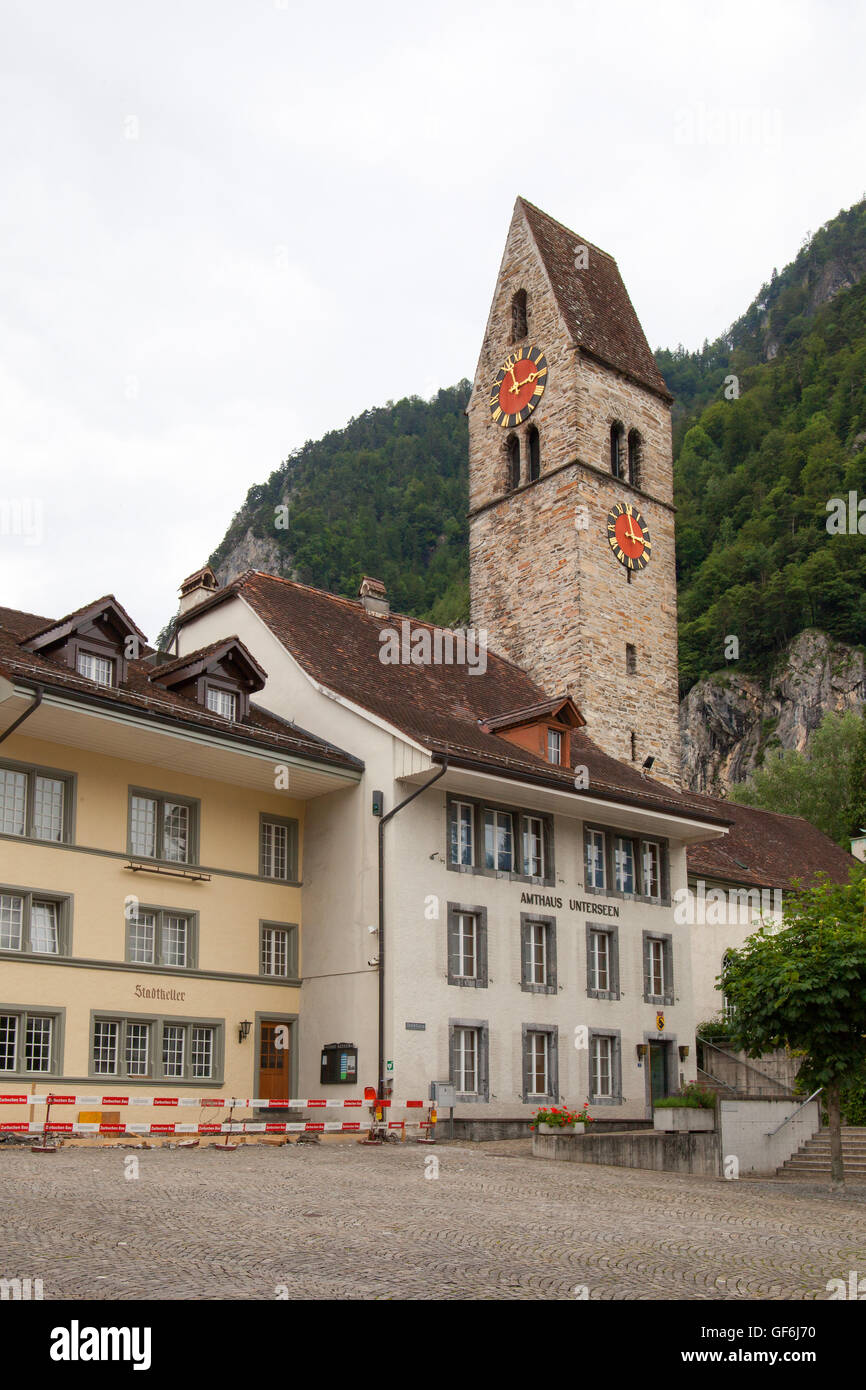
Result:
[766, 1087, 823, 1138]
[697, 1035, 796, 1096]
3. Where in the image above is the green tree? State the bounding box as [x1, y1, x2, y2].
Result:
[846, 708, 866, 839]
[731, 708, 863, 846]
[723, 873, 866, 1184]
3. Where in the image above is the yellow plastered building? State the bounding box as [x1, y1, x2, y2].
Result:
[0, 581, 361, 1137]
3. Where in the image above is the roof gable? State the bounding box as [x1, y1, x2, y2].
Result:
[517, 198, 671, 401]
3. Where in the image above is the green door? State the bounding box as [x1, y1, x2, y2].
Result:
[649, 1043, 668, 1103]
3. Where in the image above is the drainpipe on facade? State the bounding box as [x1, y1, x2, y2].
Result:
[0, 683, 43, 744]
[377, 753, 449, 1099]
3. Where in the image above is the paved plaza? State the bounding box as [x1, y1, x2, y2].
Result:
[2, 1139, 864, 1301]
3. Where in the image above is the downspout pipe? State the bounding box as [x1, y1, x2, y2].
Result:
[377, 753, 449, 1098]
[0, 683, 43, 745]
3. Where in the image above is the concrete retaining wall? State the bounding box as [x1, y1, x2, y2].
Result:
[532, 1128, 720, 1176]
[439, 1118, 653, 1142]
[718, 1098, 820, 1176]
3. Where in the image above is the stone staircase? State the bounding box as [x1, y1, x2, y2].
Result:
[776, 1127, 866, 1182]
[695, 1066, 791, 1103]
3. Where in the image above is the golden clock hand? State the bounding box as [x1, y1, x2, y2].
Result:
[509, 370, 539, 393]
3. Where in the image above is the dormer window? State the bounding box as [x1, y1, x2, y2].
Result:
[206, 687, 237, 720]
[77, 651, 114, 687]
[480, 695, 584, 767]
[22, 596, 146, 688]
[149, 638, 266, 723]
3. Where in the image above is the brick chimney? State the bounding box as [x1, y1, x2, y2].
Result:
[358, 576, 389, 616]
[178, 565, 219, 615]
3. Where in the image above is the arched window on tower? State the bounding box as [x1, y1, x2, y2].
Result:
[610, 422, 624, 478]
[627, 429, 642, 488]
[528, 426, 540, 481]
[506, 433, 521, 491]
[511, 289, 528, 341]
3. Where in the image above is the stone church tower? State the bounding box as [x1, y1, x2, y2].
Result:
[468, 198, 682, 786]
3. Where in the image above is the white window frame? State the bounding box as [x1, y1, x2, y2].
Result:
[0, 761, 72, 843]
[650, 938, 666, 997]
[206, 687, 238, 720]
[527, 919, 548, 986]
[547, 729, 562, 764]
[454, 1026, 479, 1094]
[641, 840, 661, 900]
[614, 835, 635, 894]
[454, 912, 478, 979]
[129, 790, 196, 866]
[450, 801, 475, 867]
[521, 815, 545, 879]
[591, 1034, 613, 1099]
[484, 808, 514, 872]
[585, 828, 606, 890]
[527, 1030, 550, 1096]
[589, 930, 610, 992]
[0, 1009, 58, 1074]
[76, 651, 115, 686]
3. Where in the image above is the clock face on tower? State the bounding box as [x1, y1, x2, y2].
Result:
[607, 502, 652, 571]
[489, 344, 548, 428]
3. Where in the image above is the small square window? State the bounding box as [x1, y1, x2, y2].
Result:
[206, 687, 237, 720]
[77, 651, 115, 686]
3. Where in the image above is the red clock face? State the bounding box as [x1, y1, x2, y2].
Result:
[607, 502, 651, 570]
[489, 345, 548, 427]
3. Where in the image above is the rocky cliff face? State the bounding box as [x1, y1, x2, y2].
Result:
[213, 528, 288, 587]
[680, 630, 866, 793]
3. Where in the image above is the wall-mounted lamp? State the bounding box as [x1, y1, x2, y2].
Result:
[238, 1019, 252, 1044]
[679, 1045, 690, 1061]
[635, 1043, 647, 1061]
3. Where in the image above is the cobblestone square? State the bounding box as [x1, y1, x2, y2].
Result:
[2, 1139, 865, 1301]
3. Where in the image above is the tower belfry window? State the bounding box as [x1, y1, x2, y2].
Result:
[610, 422, 625, 478]
[512, 289, 528, 341]
[507, 434, 520, 491]
[528, 426, 540, 481]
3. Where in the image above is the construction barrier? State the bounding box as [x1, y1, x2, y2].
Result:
[1, 1120, 433, 1135]
[3, 1095, 426, 1108]
[0, 1090, 437, 1140]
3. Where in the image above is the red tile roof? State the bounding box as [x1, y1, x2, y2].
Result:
[518, 198, 671, 402]
[176, 570, 729, 827]
[686, 794, 855, 890]
[0, 601, 360, 772]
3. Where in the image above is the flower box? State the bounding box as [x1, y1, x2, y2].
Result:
[537, 1122, 585, 1136]
[653, 1107, 714, 1133]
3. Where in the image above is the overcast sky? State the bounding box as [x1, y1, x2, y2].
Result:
[2, 0, 864, 639]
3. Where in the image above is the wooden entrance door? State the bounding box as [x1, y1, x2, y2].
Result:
[259, 1020, 290, 1102]
[649, 1043, 668, 1104]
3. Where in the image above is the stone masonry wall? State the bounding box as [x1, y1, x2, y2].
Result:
[468, 203, 682, 786]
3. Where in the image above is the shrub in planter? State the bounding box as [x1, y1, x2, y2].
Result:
[654, 1083, 716, 1110]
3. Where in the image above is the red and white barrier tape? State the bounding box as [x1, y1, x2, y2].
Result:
[0, 1120, 433, 1135]
[4, 1095, 426, 1109]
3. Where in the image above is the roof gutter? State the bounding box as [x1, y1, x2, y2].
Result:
[377, 753, 449, 1099]
[0, 682, 43, 745]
